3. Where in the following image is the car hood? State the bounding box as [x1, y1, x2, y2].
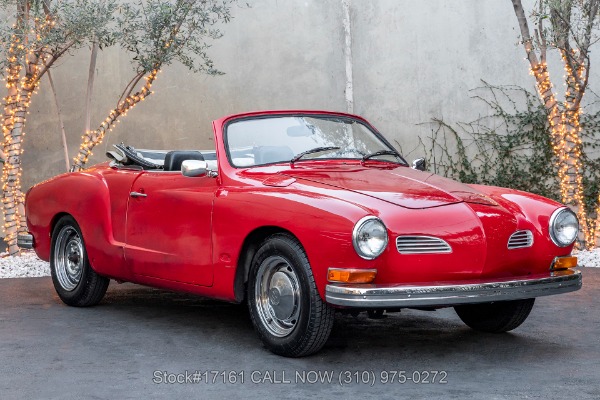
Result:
[281, 164, 493, 209]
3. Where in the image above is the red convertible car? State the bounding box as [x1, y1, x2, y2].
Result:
[20, 110, 581, 357]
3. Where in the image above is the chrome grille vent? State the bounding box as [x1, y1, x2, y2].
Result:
[396, 236, 452, 254]
[507, 230, 533, 249]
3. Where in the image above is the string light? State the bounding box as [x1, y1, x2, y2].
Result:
[529, 50, 597, 248]
[1, 16, 53, 254]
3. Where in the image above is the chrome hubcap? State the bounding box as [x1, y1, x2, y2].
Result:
[255, 256, 301, 337]
[54, 226, 84, 291]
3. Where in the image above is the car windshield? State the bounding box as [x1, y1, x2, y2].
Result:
[225, 115, 406, 167]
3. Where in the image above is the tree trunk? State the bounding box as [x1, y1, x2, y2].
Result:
[84, 42, 98, 139]
[1, 1, 76, 253]
[47, 70, 70, 171]
[511, 0, 594, 247]
[1, 25, 41, 254]
[2, 84, 34, 255]
[1, 39, 24, 255]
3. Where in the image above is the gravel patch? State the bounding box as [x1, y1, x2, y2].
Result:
[574, 248, 600, 268]
[0, 251, 50, 278]
[0, 248, 598, 279]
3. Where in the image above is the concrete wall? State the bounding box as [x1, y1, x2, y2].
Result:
[20, 0, 600, 189]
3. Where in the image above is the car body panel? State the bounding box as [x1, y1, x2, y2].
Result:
[280, 164, 474, 209]
[125, 171, 216, 286]
[25, 165, 131, 279]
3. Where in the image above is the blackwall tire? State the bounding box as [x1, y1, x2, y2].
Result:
[50, 215, 109, 307]
[247, 233, 334, 357]
[454, 298, 535, 333]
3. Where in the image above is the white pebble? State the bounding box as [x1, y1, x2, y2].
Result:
[0, 251, 50, 278]
[573, 248, 600, 268]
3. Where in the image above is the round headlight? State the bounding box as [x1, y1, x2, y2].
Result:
[549, 207, 579, 247]
[353, 216, 388, 259]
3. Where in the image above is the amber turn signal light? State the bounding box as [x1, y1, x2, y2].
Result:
[327, 268, 377, 283]
[551, 256, 578, 271]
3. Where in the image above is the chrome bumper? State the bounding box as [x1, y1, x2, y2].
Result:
[325, 270, 582, 308]
[17, 233, 34, 249]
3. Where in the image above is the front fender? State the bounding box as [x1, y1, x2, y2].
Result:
[470, 184, 575, 256]
[211, 180, 380, 301]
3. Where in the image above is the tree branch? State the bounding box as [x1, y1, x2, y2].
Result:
[572, 53, 592, 110]
[578, 0, 600, 64]
[511, 0, 540, 66]
[116, 70, 145, 108]
[30, 39, 76, 86]
[84, 41, 98, 135]
[537, 0, 547, 62]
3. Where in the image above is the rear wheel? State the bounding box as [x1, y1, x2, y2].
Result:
[50, 216, 109, 307]
[247, 233, 334, 357]
[454, 298, 535, 333]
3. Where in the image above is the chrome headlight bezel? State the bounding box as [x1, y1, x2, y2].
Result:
[352, 216, 389, 260]
[549, 207, 579, 247]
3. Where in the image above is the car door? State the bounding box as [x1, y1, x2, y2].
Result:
[125, 170, 217, 286]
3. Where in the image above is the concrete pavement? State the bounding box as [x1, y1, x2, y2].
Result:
[1, 269, 599, 400]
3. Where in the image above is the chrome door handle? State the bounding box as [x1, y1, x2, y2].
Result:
[130, 192, 147, 198]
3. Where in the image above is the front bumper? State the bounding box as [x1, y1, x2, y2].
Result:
[325, 270, 582, 308]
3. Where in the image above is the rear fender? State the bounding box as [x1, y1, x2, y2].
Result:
[26, 170, 129, 279]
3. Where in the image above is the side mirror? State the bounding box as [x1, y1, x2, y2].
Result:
[181, 160, 208, 177]
[411, 158, 427, 171]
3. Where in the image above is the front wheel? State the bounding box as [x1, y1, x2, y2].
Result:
[247, 233, 334, 357]
[50, 215, 109, 307]
[454, 298, 535, 333]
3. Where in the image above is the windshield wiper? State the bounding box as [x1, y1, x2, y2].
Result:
[290, 146, 340, 164]
[361, 150, 403, 163]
